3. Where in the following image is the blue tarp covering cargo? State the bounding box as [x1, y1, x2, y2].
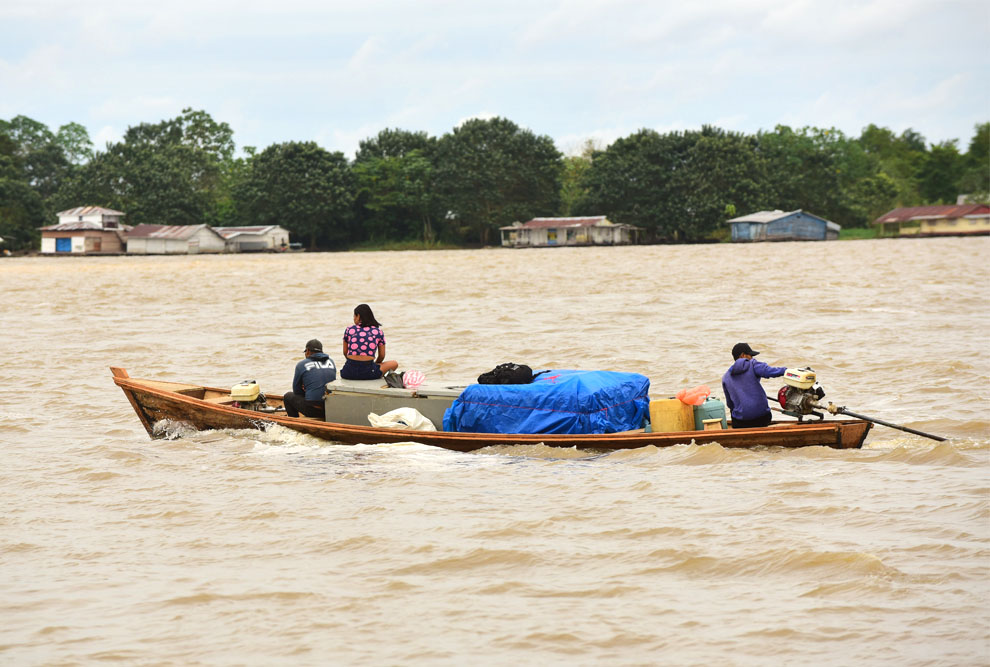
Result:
[443, 369, 650, 435]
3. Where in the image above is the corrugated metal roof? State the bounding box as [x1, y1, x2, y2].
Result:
[508, 216, 611, 229]
[874, 204, 990, 223]
[56, 205, 125, 217]
[127, 224, 211, 240]
[214, 226, 277, 239]
[727, 210, 792, 223]
[40, 221, 133, 232]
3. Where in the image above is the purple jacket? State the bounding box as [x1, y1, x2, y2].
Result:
[721, 358, 786, 421]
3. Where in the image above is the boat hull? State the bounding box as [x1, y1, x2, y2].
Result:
[110, 368, 872, 451]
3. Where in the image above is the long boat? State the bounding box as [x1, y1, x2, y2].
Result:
[110, 367, 872, 451]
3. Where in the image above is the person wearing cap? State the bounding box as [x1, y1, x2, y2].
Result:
[283, 339, 337, 419]
[721, 342, 787, 428]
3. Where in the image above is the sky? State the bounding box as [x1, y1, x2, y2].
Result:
[1, 0, 987, 158]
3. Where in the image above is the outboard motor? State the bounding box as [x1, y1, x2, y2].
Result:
[230, 380, 269, 411]
[777, 368, 826, 421]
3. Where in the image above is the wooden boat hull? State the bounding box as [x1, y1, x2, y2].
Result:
[110, 368, 872, 452]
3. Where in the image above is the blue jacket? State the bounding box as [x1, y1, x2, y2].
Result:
[721, 358, 786, 421]
[292, 352, 337, 402]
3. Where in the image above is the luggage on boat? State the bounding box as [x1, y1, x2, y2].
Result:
[693, 397, 727, 430]
[477, 363, 544, 385]
[443, 369, 650, 435]
[649, 398, 695, 432]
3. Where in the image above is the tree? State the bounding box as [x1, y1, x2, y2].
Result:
[353, 129, 440, 243]
[0, 115, 82, 244]
[0, 149, 46, 250]
[235, 141, 354, 249]
[67, 108, 236, 225]
[856, 124, 925, 206]
[675, 127, 768, 239]
[55, 122, 94, 165]
[576, 129, 687, 239]
[354, 128, 436, 163]
[918, 140, 964, 203]
[559, 140, 600, 216]
[434, 117, 562, 244]
[577, 127, 766, 241]
[957, 122, 989, 201]
[0, 179, 46, 251]
[353, 150, 441, 243]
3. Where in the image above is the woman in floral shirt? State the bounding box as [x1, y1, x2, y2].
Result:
[340, 303, 399, 380]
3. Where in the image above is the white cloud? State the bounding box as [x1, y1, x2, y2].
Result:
[1, 0, 986, 154]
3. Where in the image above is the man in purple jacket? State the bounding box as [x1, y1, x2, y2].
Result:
[721, 342, 787, 428]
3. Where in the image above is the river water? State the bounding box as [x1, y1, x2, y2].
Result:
[1, 238, 987, 665]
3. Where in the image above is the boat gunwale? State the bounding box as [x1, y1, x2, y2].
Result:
[111, 367, 872, 450]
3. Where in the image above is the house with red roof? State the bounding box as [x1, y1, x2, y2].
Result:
[499, 216, 641, 248]
[873, 204, 990, 237]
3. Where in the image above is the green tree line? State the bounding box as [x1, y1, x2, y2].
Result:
[1, 109, 987, 251]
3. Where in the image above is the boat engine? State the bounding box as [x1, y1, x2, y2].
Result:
[777, 368, 826, 421]
[230, 379, 270, 411]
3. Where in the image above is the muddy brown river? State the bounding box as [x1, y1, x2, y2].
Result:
[1, 237, 987, 665]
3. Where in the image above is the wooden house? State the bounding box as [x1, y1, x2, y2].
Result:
[40, 206, 131, 254]
[873, 204, 990, 237]
[727, 210, 840, 242]
[214, 225, 290, 252]
[126, 224, 227, 254]
[499, 216, 641, 247]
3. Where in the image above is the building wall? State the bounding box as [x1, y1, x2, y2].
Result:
[732, 213, 835, 242]
[128, 228, 226, 254]
[502, 224, 634, 247]
[228, 228, 290, 251]
[878, 216, 990, 237]
[730, 222, 765, 242]
[58, 211, 123, 227]
[127, 238, 186, 254]
[191, 228, 226, 253]
[41, 231, 123, 253]
[766, 213, 827, 241]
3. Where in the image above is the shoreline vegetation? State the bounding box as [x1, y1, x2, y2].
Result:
[1, 111, 986, 253]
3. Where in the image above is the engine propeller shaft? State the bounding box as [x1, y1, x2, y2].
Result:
[823, 403, 947, 442]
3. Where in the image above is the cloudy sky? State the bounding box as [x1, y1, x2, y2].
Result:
[2, 0, 987, 157]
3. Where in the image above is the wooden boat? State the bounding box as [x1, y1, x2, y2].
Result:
[110, 367, 872, 451]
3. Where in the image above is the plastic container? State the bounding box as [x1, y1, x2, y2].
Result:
[649, 398, 695, 432]
[693, 397, 727, 430]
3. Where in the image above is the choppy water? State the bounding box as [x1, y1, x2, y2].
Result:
[1, 238, 987, 665]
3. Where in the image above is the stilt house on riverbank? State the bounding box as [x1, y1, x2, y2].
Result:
[40, 206, 132, 254]
[499, 216, 641, 247]
[872, 204, 990, 237]
[126, 224, 228, 254]
[727, 210, 840, 242]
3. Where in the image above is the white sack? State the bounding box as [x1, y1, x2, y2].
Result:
[367, 408, 437, 431]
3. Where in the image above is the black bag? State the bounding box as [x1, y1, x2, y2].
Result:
[383, 371, 405, 388]
[477, 363, 546, 385]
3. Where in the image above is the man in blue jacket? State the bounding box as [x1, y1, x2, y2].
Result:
[722, 342, 786, 428]
[283, 339, 337, 418]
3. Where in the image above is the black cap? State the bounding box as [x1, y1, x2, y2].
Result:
[732, 342, 759, 359]
[305, 338, 323, 352]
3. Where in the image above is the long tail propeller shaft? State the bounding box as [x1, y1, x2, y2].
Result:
[823, 403, 946, 442]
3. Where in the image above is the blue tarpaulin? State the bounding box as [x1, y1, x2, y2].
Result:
[443, 369, 650, 434]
